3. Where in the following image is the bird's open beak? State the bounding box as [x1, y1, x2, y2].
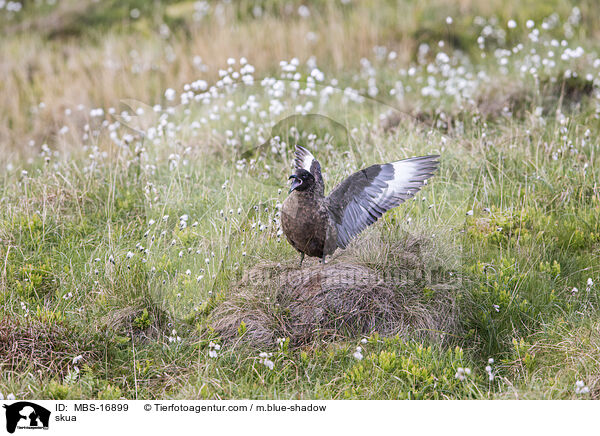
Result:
[288, 175, 302, 193]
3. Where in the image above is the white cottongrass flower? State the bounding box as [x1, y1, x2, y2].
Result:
[508, 19, 517, 29]
[126, 251, 134, 259]
[73, 355, 83, 364]
[353, 346, 363, 360]
[259, 352, 274, 369]
[167, 329, 181, 343]
[297, 5, 310, 18]
[208, 341, 221, 358]
[7, 393, 15, 400]
[164, 88, 176, 101]
[455, 367, 471, 381]
[485, 364, 494, 381]
[575, 380, 590, 394]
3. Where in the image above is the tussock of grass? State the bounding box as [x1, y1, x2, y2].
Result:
[540, 72, 595, 108]
[476, 81, 534, 120]
[211, 232, 463, 347]
[0, 315, 100, 376]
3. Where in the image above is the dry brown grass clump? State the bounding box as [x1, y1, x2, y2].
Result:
[0, 315, 100, 376]
[476, 81, 535, 120]
[211, 231, 464, 348]
[476, 73, 595, 121]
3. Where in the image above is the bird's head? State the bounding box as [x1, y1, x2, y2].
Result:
[288, 169, 315, 193]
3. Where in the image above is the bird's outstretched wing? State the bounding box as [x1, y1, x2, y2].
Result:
[294, 145, 324, 194]
[326, 155, 439, 249]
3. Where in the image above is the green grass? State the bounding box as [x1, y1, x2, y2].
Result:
[1, 0, 600, 400]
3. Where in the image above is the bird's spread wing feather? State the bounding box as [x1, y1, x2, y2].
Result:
[326, 155, 439, 249]
[294, 145, 324, 194]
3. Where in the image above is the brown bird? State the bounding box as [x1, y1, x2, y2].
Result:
[281, 145, 439, 266]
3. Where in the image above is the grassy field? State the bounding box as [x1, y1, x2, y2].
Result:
[1, 0, 599, 400]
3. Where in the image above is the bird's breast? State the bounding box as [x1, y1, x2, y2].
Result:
[281, 192, 336, 257]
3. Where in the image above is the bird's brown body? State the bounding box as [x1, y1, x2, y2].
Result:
[281, 190, 337, 258]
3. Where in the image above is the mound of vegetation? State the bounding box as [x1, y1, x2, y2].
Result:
[211, 232, 464, 347]
[0, 314, 101, 376]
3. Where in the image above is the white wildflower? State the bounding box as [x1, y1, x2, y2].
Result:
[485, 363, 494, 381]
[208, 341, 220, 358]
[165, 88, 176, 101]
[575, 380, 590, 394]
[455, 367, 471, 381]
[259, 352, 274, 369]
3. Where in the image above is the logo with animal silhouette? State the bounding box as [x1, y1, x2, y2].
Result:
[3, 402, 50, 434]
